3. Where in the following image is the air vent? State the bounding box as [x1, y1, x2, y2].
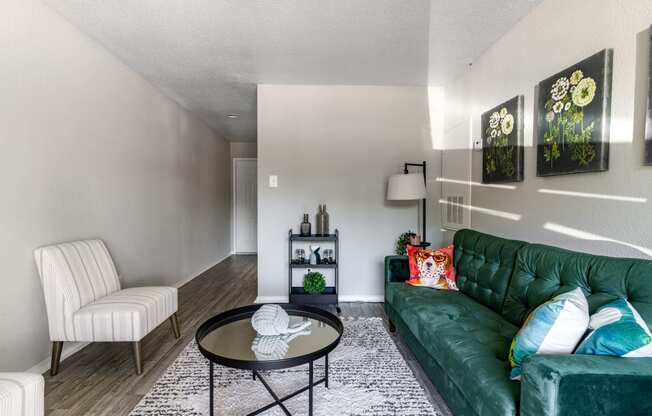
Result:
[446, 196, 464, 225]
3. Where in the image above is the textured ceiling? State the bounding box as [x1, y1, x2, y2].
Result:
[45, 0, 540, 142]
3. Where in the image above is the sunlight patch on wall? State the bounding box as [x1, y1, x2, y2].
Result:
[428, 86, 445, 150]
[435, 177, 517, 190]
[538, 189, 647, 203]
[543, 222, 652, 258]
[438, 199, 522, 221]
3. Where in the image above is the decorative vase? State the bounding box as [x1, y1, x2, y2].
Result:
[316, 204, 330, 236]
[300, 214, 311, 236]
[309, 245, 321, 265]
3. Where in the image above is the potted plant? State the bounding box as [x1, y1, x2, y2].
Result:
[395, 231, 416, 255]
[303, 271, 326, 294]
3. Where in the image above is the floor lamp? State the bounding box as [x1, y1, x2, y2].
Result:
[387, 161, 430, 248]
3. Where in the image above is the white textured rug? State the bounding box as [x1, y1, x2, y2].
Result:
[130, 317, 440, 416]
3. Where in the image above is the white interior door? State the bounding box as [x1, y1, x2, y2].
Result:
[234, 159, 257, 253]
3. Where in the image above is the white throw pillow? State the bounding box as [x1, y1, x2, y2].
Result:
[508, 287, 590, 380]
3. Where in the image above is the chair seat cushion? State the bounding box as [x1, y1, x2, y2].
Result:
[72, 287, 177, 342]
[392, 285, 521, 416]
[0, 373, 44, 416]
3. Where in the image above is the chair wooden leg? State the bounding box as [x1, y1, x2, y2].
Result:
[169, 313, 181, 339]
[388, 319, 396, 333]
[132, 341, 143, 375]
[50, 341, 63, 376]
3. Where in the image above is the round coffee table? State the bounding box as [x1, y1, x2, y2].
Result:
[196, 304, 343, 416]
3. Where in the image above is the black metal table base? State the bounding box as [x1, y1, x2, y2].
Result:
[209, 355, 329, 416]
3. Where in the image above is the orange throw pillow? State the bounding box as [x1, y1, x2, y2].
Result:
[406, 244, 458, 290]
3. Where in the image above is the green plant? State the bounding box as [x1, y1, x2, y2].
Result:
[303, 271, 326, 294]
[395, 231, 416, 256]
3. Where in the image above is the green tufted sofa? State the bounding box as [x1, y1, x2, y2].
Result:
[384, 229, 652, 416]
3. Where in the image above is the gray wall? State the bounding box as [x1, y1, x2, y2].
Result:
[1, 0, 232, 371]
[257, 85, 442, 302]
[439, 0, 652, 259]
[230, 142, 258, 159]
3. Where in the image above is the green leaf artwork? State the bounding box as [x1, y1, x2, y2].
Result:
[482, 96, 524, 183]
[537, 50, 612, 176]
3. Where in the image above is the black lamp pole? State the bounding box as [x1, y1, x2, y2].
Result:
[403, 161, 429, 247]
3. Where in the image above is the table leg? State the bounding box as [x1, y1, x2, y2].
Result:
[209, 361, 214, 416]
[325, 355, 329, 389]
[309, 361, 314, 416]
[253, 371, 256, 381]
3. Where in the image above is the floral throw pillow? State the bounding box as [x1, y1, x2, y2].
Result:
[406, 244, 457, 290]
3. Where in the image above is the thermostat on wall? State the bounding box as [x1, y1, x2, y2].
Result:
[473, 138, 483, 152]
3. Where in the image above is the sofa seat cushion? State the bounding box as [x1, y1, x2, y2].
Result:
[393, 287, 520, 416]
[72, 287, 177, 342]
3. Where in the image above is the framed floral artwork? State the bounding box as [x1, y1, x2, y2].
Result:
[536, 49, 613, 176]
[482, 95, 524, 183]
[646, 26, 652, 165]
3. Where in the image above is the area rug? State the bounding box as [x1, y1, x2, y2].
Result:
[129, 317, 440, 415]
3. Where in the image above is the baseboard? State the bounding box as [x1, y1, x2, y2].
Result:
[26, 341, 89, 374]
[174, 252, 233, 289]
[255, 295, 384, 303]
[338, 295, 385, 302]
[255, 296, 289, 304]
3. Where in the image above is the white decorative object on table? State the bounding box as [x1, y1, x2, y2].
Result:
[251, 328, 312, 360]
[251, 304, 312, 336]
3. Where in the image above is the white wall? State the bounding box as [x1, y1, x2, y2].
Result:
[230, 142, 258, 159]
[257, 85, 442, 302]
[439, 0, 652, 258]
[0, 0, 231, 371]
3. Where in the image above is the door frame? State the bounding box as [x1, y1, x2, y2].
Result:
[232, 157, 258, 254]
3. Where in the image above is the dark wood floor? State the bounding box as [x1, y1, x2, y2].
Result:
[43, 255, 452, 416]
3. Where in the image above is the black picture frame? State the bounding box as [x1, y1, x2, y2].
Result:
[536, 49, 613, 177]
[482, 95, 524, 183]
[646, 26, 652, 165]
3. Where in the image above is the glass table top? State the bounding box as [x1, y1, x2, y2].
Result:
[198, 313, 340, 362]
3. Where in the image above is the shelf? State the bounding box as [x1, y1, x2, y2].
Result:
[290, 263, 337, 269]
[290, 286, 337, 305]
[290, 234, 337, 242]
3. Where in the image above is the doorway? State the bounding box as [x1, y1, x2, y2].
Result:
[233, 158, 257, 254]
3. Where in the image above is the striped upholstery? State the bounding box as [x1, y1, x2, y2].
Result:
[0, 373, 44, 416]
[34, 240, 178, 342]
[72, 287, 177, 342]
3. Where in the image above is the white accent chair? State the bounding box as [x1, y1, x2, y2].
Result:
[34, 240, 180, 375]
[0, 373, 44, 416]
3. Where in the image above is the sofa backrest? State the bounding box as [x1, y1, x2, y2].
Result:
[454, 229, 527, 313]
[502, 243, 652, 328]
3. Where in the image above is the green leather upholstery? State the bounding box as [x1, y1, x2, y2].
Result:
[384, 255, 410, 284]
[384, 229, 652, 416]
[521, 355, 652, 416]
[502, 243, 652, 327]
[454, 229, 526, 313]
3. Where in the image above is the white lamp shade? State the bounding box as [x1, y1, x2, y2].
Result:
[387, 173, 426, 200]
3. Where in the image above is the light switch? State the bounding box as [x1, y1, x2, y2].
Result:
[269, 175, 278, 188]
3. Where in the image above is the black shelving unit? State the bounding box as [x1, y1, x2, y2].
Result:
[288, 229, 340, 312]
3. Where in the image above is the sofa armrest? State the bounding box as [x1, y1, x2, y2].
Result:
[521, 354, 652, 416]
[384, 255, 409, 284]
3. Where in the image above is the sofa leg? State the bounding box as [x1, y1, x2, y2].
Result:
[132, 341, 143, 375]
[50, 341, 63, 376]
[388, 319, 396, 333]
[169, 313, 181, 339]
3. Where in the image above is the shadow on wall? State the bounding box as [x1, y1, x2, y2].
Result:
[436, 27, 652, 260]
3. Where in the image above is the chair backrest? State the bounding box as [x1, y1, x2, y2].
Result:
[34, 240, 121, 341]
